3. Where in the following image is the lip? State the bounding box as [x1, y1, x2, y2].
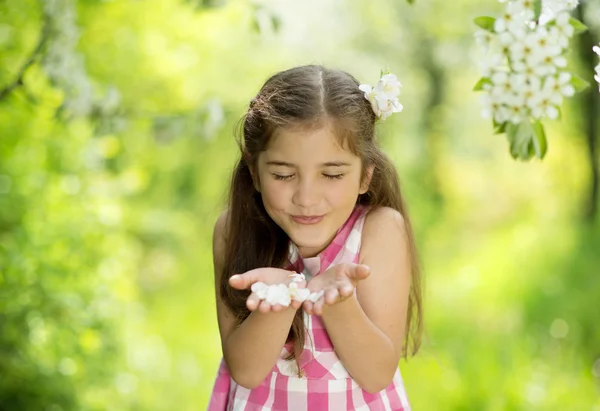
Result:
[291, 215, 324, 225]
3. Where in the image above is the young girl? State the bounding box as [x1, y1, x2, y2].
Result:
[209, 65, 423, 410]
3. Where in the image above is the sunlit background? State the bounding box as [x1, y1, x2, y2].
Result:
[1, 0, 600, 409]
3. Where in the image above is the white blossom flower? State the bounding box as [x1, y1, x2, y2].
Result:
[553, 12, 574, 39]
[265, 284, 291, 306]
[250, 282, 291, 306]
[359, 73, 403, 120]
[249, 275, 322, 306]
[289, 282, 310, 302]
[490, 71, 527, 104]
[475, 0, 584, 136]
[377, 74, 402, 99]
[521, 76, 543, 109]
[540, 0, 579, 23]
[495, 2, 531, 36]
[480, 93, 511, 123]
[251, 282, 269, 300]
[505, 93, 529, 124]
[288, 273, 305, 284]
[478, 54, 504, 77]
[475, 29, 494, 53]
[529, 89, 560, 119]
[544, 72, 575, 100]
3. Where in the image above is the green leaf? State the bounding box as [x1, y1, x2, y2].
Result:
[473, 77, 493, 91]
[494, 121, 507, 135]
[533, 0, 542, 21]
[571, 74, 591, 93]
[531, 120, 548, 159]
[506, 121, 535, 160]
[569, 18, 588, 35]
[474, 16, 496, 33]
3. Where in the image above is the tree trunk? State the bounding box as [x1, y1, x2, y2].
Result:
[575, 4, 600, 222]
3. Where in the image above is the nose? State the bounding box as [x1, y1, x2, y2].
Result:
[292, 176, 319, 209]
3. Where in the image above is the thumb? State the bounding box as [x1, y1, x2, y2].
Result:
[229, 268, 261, 290]
[347, 264, 370, 281]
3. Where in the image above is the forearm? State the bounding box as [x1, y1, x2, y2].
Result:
[223, 307, 297, 388]
[321, 295, 399, 393]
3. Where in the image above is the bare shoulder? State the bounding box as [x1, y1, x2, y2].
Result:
[360, 207, 407, 261]
[363, 206, 406, 237]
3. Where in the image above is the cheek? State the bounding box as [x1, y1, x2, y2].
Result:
[260, 180, 290, 209]
[326, 179, 361, 204]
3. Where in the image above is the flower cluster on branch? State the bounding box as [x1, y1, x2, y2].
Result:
[473, 0, 591, 160]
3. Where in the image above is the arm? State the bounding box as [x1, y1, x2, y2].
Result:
[320, 207, 411, 393]
[213, 211, 298, 389]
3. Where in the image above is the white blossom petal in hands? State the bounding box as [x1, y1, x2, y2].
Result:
[250, 282, 269, 300]
[250, 282, 291, 306]
[265, 284, 292, 306]
[288, 273, 306, 284]
[289, 282, 311, 302]
[247, 273, 318, 307]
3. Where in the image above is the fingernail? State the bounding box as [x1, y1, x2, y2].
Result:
[230, 275, 239, 281]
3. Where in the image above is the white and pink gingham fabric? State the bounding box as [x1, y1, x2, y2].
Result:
[208, 206, 411, 410]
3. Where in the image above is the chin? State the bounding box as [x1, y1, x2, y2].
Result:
[288, 230, 333, 255]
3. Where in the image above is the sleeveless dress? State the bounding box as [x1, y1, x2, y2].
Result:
[208, 206, 411, 410]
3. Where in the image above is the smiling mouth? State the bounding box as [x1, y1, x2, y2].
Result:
[291, 215, 324, 225]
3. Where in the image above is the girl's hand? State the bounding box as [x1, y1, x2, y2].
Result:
[303, 263, 370, 316]
[229, 268, 307, 314]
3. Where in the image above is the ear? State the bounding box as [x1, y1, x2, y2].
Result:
[359, 165, 375, 194]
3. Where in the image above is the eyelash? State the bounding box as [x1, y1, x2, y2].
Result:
[271, 174, 344, 181]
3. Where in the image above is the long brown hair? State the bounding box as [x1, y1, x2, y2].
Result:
[220, 65, 423, 363]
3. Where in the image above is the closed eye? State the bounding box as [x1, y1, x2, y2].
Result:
[323, 174, 344, 180]
[272, 174, 294, 181]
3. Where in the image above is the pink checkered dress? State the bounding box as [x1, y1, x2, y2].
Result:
[208, 206, 411, 410]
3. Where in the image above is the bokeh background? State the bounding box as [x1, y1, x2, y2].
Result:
[1, 0, 600, 409]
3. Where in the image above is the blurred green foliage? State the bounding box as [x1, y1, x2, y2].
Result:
[0, 0, 599, 410]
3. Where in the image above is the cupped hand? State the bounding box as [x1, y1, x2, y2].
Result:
[303, 263, 370, 316]
[229, 267, 307, 314]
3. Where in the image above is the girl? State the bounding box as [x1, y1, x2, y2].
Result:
[209, 65, 423, 410]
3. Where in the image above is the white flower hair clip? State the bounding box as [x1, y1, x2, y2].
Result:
[359, 71, 404, 120]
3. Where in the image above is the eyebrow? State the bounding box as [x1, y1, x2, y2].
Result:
[266, 161, 351, 167]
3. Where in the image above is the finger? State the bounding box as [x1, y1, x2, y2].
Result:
[290, 299, 302, 310]
[325, 288, 339, 305]
[247, 293, 261, 311]
[344, 264, 370, 281]
[339, 282, 354, 297]
[229, 270, 261, 290]
[313, 297, 325, 316]
[303, 300, 314, 315]
[271, 303, 286, 313]
[258, 300, 272, 314]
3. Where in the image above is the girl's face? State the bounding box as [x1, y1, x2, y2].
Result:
[256, 122, 372, 258]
